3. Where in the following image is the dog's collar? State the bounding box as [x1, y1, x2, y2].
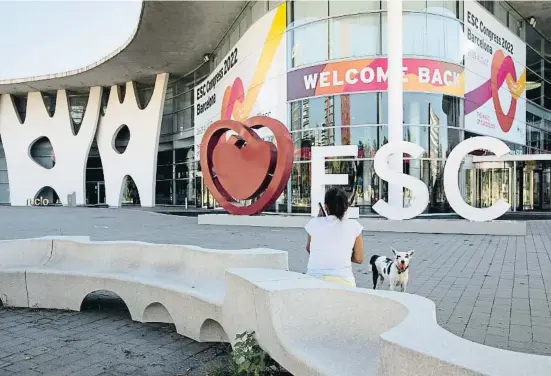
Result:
[396, 264, 409, 274]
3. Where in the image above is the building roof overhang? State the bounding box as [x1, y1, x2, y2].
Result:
[0, 1, 246, 95]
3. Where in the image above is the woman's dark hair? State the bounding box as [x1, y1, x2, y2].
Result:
[324, 187, 349, 220]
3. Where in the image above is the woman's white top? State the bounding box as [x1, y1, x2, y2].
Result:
[305, 215, 363, 283]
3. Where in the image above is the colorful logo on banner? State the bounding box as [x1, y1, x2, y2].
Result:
[287, 58, 465, 101]
[199, 116, 293, 215]
[465, 50, 526, 133]
[219, 5, 286, 122]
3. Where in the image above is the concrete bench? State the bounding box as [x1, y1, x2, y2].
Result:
[0, 236, 89, 307]
[222, 268, 551, 376]
[3, 238, 550, 375]
[0, 238, 288, 342]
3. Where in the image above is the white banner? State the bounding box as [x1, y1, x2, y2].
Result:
[464, 0, 526, 145]
[193, 4, 287, 160]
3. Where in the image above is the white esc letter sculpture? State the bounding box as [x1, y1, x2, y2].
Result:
[373, 136, 511, 222]
[443, 136, 510, 221]
[311, 145, 359, 218]
[97, 73, 168, 207]
[373, 141, 429, 220]
[0, 88, 102, 206]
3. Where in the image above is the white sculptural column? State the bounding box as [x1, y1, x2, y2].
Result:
[96, 73, 168, 207]
[387, 0, 404, 209]
[0, 88, 102, 206]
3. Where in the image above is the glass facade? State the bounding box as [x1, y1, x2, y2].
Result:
[86, 0, 551, 212]
[5, 0, 551, 214]
[285, 0, 465, 214]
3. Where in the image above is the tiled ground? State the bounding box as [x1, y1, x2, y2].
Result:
[0, 291, 228, 376]
[0, 206, 551, 363]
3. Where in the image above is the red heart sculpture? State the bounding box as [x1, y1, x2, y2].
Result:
[212, 132, 276, 200]
[200, 116, 293, 215]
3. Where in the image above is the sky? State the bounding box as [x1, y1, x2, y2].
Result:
[0, 0, 142, 81]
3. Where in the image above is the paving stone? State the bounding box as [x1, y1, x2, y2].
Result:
[0, 295, 224, 375]
[509, 325, 532, 342]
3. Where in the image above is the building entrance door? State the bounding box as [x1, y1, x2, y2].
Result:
[198, 175, 217, 209]
[543, 168, 551, 209]
[97, 182, 106, 205]
[475, 167, 511, 209]
[520, 162, 543, 211]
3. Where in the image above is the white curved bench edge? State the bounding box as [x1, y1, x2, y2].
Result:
[223, 268, 551, 376]
[48, 239, 287, 256]
[223, 268, 367, 376]
[379, 292, 551, 375]
[0, 237, 289, 344]
[0, 235, 91, 243]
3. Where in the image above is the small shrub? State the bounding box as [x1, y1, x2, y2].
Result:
[206, 331, 289, 376]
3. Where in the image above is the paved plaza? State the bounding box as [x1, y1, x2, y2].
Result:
[1, 207, 551, 374]
[0, 291, 227, 376]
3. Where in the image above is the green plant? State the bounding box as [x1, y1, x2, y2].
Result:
[230, 331, 284, 376]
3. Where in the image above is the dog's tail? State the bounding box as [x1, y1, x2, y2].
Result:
[370, 255, 379, 289]
[369, 255, 378, 265]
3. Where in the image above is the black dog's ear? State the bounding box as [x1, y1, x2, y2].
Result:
[409, 250, 415, 257]
[391, 247, 397, 256]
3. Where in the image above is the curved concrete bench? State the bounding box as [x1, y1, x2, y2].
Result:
[0, 236, 89, 307]
[222, 268, 551, 376]
[0, 238, 287, 342]
[3, 238, 550, 375]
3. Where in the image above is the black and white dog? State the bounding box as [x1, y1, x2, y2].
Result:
[370, 248, 415, 292]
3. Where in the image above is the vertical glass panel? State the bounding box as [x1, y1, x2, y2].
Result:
[0, 170, 8, 184]
[219, 39, 230, 59]
[229, 26, 240, 48]
[545, 60, 551, 83]
[239, 7, 252, 37]
[508, 11, 521, 37]
[329, 13, 380, 59]
[163, 98, 173, 114]
[176, 91, 192, 111]
[161, 114, 174, 135]
[288, 20, 328, 67]
[383, 0, 427, 11]
[384, 12, 463, 63]
[526, 68, 543, 105]
[0, 184, 8, 204]
[345, 93, 377, 126]
[527, 46, 543, 76]
[381, 93, 462, 130]
[427, 0, 457, 16]
[177, 108, 193, 130]
[525, 26, 542, 54]
[291, 162, 312, 212]
[175, 179, 196, 205]
[493, 1, 508, 26]
[329, 0, 380, 16]
[155, 180, 173, 205]
[290, 0, 328, 27]
[290, 97, 330, 131]
[545, 83, 551, 111]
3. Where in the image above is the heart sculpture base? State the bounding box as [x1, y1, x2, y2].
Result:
[196, 213, 526, 236]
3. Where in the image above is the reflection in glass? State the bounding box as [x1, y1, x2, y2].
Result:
[329, 14, 380, 60]
[381, 92, 462, 129]
[288, 20, 328, 67]
[381, 12, 463, 63]
[291, 162, 311, 212]
[289, 0, 328, 27]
